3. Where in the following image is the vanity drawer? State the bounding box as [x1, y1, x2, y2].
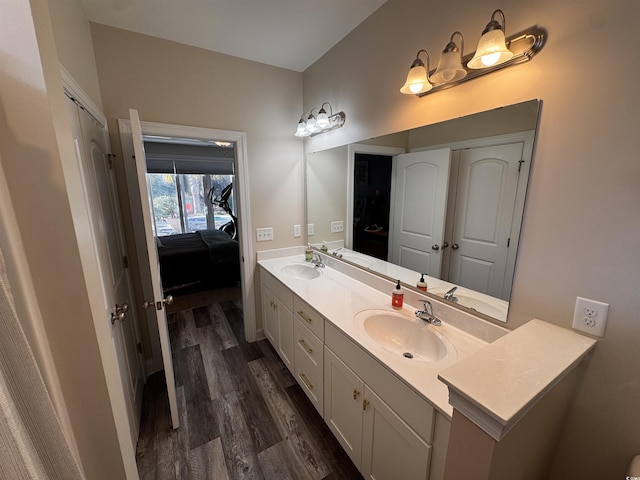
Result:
[294, 295, 324, 340]
[295, 344, 324, 415]
[295, 318, 323, 368]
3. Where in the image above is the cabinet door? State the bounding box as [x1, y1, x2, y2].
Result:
[261, 285, 278, 347]
[324, 347, 365, 467]
[361, 387, 431, 480]
[277, 301, 294, 374]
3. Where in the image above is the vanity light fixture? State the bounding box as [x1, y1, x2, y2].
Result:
[294, 102, 346, 137]
[400, 10, 546, 97]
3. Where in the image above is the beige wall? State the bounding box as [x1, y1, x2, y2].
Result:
[303, 0, 640, 478]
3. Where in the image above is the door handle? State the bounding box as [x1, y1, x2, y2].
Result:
[143, 295, 174, 310]
[451, 243, 460, 250]
[111, 303, 129, 324]
[442, 242, 449, 249]
[431, 244, 439, 251]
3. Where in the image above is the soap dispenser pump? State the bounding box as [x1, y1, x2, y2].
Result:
[416, 274, 428, 292]
[391, 280, 404, 309]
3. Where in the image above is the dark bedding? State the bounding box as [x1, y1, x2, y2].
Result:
[156, 229, 240, 292]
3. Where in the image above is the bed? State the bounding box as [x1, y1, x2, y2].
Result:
[156, 229, 240, 293]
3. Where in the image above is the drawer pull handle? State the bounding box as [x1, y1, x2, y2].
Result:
[298, 339, 313, 354]
[363, 398, 370, 411]
[353, 388, 360, 400]
[299, 373, 313, 390]
[297, 310, 313, 324]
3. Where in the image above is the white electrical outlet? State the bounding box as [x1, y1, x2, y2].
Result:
[307, 223, 315, 236]
[293, 224, 301, 238]
[330, 220, 344, 233]
[256, 227, 273, 242]
[572, 296, 609, 337]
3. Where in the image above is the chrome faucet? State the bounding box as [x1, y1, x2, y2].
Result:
[444, 286, 458, 303]
[311, 253, 325, 268]
[331, 248, 343, 258]
[415, 299, 441, 326]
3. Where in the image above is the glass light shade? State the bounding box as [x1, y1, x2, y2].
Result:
[316, 109, 331, 129]
[295, 120, 309, 137]
[468, 29, 513, 69]
[431, 50, 467, 84]
[400, 64, 432, 95]
[306, 115, 321, 133]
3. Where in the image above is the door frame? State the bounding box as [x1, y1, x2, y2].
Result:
[346, 144, 405, 249]
[119, 119, 255, 372]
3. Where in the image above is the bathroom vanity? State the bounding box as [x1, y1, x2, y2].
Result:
[257, 248, 597, 480]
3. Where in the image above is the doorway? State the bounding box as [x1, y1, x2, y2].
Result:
[119, 119, 255, 373]
[352, 153, 392, 260]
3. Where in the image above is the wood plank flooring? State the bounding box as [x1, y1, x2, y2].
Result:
[136, 288, 363, 480]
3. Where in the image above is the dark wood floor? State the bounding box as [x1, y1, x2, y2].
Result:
[136, 287, 363, 480]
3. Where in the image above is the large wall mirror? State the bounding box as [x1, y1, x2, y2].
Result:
[306, 99, 541, 323]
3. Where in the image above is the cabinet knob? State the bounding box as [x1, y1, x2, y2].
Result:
[353, 388, 360, 400]
[363, 399, 370, 411]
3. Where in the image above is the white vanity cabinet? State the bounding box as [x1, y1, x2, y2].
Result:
[259, 264, 450, 480]
[293, 296, 325, 414]
[260, 269, 294, 374]
[324, 322, 444, 480]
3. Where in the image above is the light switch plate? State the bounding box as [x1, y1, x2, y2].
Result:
[293, 224, 301, 238]
[256, 227, 273, 242]
[330, 220, 344, 233]
[307, 223, 314, 236]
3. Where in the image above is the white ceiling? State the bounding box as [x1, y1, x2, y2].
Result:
[81, 0, 387, 72]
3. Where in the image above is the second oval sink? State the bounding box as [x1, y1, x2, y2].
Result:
[354, 310, 453, 363]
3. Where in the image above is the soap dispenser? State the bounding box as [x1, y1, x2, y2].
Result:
[305, 243, 313, 262]
[416, 274, 428, 292]
[391, 280, 404, 309]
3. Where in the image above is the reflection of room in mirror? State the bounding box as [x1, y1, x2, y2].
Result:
[306, 100, 540, 323]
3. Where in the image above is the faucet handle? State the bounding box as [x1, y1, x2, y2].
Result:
[419, 299, 433, 314]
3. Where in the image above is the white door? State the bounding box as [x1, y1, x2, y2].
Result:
[447, 142, 524, 299]
[66, 97, 145, 444]
[388, 149, 451, 277]
[128, 109, 180, 428]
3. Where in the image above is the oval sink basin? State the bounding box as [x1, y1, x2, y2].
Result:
[280, 263, 322, 280]
[354, 310, 453, 363]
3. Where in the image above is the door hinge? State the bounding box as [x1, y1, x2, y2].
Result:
[122, 255, 129, 268]
[137, 342, 143, 354]
[518, 160, 525, 172]
[507, 237, 511, 248]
